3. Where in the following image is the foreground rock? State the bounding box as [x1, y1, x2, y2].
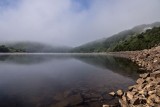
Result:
[105, 46, 160, 107]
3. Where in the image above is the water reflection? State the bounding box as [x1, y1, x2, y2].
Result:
[0, 54, 71, 64]
[74, 55, 139, 80]
[0, 54, 139, 107]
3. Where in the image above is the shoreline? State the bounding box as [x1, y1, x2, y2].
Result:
[104, 46, 160, 107]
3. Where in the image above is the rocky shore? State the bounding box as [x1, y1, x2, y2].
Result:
[104, 46, 160, 107]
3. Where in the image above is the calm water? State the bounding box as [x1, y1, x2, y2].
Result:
[0, 54, 140, 107]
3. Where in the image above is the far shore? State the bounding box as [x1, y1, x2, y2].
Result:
[0, 52, 113, 56]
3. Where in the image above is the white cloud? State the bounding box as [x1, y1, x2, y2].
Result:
[0, 0, 159, 46]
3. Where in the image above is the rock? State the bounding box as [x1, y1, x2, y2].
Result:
[109, 92, 116, 97]
[148, 90, 156, 95]
[102, 105, 110, 107]
[126, 92, 134, 100]
[156, 74, 160, 79]
[139, 68, 146, 71]
[156, 88, 160, 97]
[139, 90, 145, 95]
[132, 98, 140, 105]
[139, 73, 150, 79]
[150, 81, 157, 87]
[136, 84, 143, 91]
[132, 88, 138, 92]
[128, 85, 135, 91]
[147, 96, 155, 106]
[122, 94, 128, 103]
[154, 95, 160, 103]
[136, 78, 145, 84]
[119, 97, 129, 107]
[102, 105, 117, 107]
[144, 83, 155, 91]
[146, 77, 155, 82]
[150, 70, 160, 78]
[133, 98, 146, 105]
[153, 59, 158, 63]
[117, 90, 124, 97]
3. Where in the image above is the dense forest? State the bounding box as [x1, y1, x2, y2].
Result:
[112, 27, 160, 51]
[0, 45, 25, 52]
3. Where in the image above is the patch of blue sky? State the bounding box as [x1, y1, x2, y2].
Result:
[0, 0, 20, 10]
[71, 0, 91, 12]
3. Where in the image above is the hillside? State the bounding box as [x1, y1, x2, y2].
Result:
[5, 42, 72, 53]
[71, 22, 160, 52]
[112, 27, 160, 51]
[0, 45, 25, 53]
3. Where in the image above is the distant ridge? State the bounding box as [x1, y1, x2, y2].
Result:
[4, 42, 72, 53]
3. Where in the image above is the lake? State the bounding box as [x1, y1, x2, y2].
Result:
[0, 54, 140, 107]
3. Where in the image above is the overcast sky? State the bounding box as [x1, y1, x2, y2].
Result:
[0, 0, 160, 46]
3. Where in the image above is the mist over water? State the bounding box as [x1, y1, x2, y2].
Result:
[0, 54, 140, 107]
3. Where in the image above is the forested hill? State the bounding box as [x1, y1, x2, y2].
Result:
[71, 22, 160, 52]
[0, 45, 25, 53]
[5, 42, 72, 53]
[112, 27, 160, 51]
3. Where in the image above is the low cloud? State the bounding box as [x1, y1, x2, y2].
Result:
[0, 0, 160, 46]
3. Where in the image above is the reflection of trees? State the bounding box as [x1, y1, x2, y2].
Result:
[0, 54, 139, 80]
[73, 55, 139, 80]
[0, 54, 71, 65]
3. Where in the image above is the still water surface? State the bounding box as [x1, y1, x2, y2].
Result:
[0, 54, 140, 107]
